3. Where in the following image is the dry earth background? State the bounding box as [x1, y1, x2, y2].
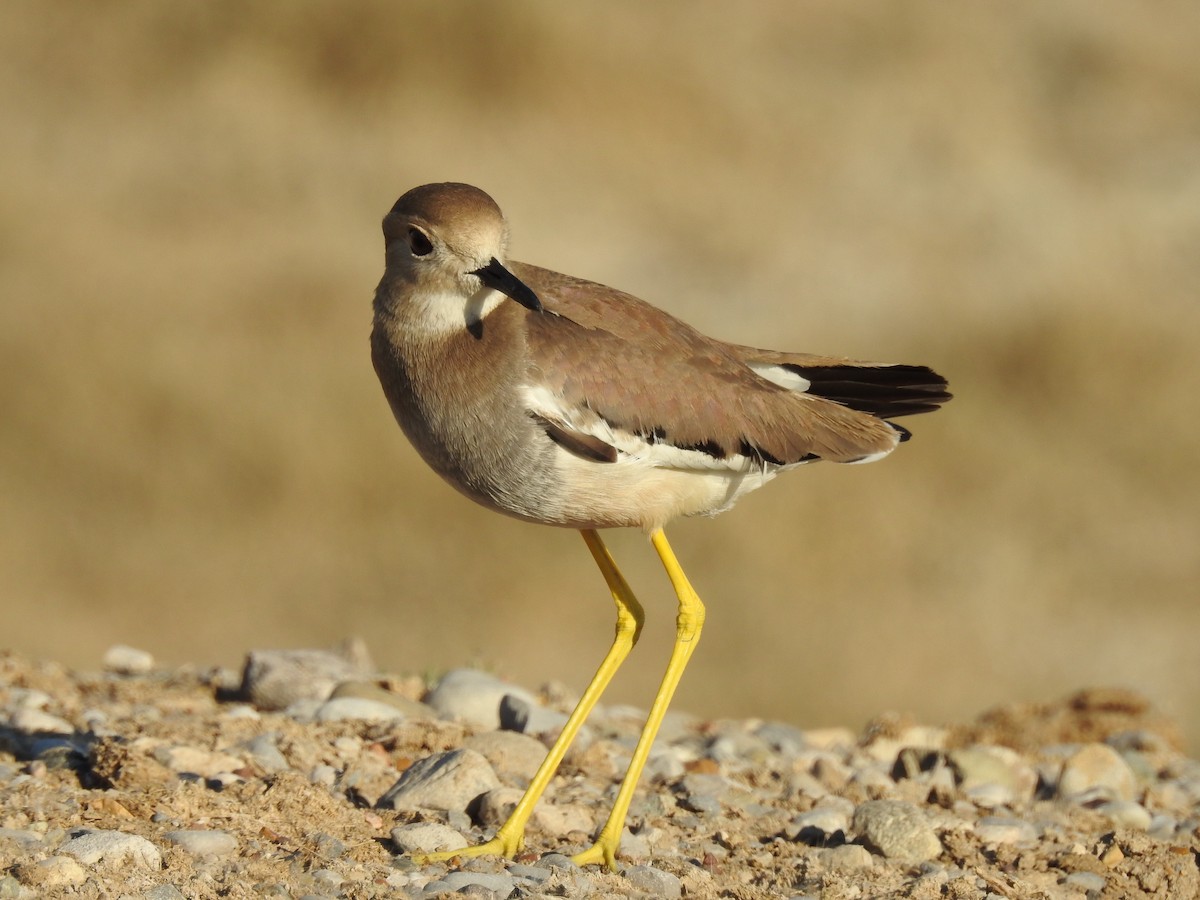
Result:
[2, 0, 1199, 755]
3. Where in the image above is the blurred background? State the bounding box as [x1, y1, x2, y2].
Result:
[2, 2, 1198, 745]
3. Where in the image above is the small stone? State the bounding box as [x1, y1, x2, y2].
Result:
[155, 745, 244, 778]
[240, 734, 290, 772]
[817, 844, 874, 872]
[463, 730, 550, 783]
[949, 745, 1036, 803]
[787, 807, 851, 841]
[424, 871, 516, 895]
[1058, 744, 1137, 802]
[21, 855, 87, 887]
[143, 886, 188, 900]
[163, 829, 238, 858]
[239, 647, 369, 711]
[424, 669, 537, 730]
[390, 822, 468, 855]
[313, 697, 407, 723]
[974, 817, 1037, 845]
[624, 864, 683, 899]
[1065, 871, 1107, 892]
[59, 829, 162, 869]
[102, 644, 155, 675]
[9, 708, 74, 735]
[0, 828, 43, 853]
[531, 802, 593, 837]
[474, 787, 523, 828]
[497, 693, 569, 738]
[328, 681, 434, 718]
[1097, 800, 1152, 830]
[377, 748, 500, 812]
[852, 800, 942, 863]
[507, 863, 552, 885]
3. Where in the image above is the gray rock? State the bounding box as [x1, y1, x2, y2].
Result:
[624, 864, 683, 899]
[474, 786, 523, 828]
[499, 693, 569, 737]
[852, 800, 942, 863]
[24, 855, 87, 887]
[973, 816, 1037, 845]
[787, 807, 851, 841]
[423, 870, 516, 896]
[143, 886, 188, 900]
[240, 734, 291, 772]
[59, 829, 162, 869]
[1064, 871, 1107, 892]
[328, 681, 434, 718]
[949, 745, 1036, 804]
[816, 844, 874, 872]
[377, 748, 500, 812]
[463, 729, 550, 783]
[162, 829, 238, 858]
[8, 708, 74, 735]
[313, 697, 407, 723]
[102, 644, 155, 675]
[424, 669, 537, 730]
[1058, 743, 1137, 802]
[239, 647, 370, 711]
[390, 822, 468, 855]
[155, 745, 244, 777]
[1097, 799, 1152, 830]
[0, 828, 44, 853]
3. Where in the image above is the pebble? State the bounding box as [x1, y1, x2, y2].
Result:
[424, 669, 538, 730]
[1064, 871, 1107, 892]
[163, 829, 238, 857]
[313, 696, 408, 723]
[239, 648, 367, 711]
[498, 693, 570, 737]
[16, 855, 87, 887]
[1096, 799, 1152, 830]
[422, 870, 516, 896]
[852, 800, 942, 863]
[462, 729, 551, 783]
[949, 745, 1036, 803]
[102, 644, 155, 675]
[328, 680, 434, 718]
[155, 745, 244, 777]
[59, 829, 163, 869]
[390, 823, 469, 854]
[973, 816, 1038, 845]
[1058, 743, 1137, 802]
[8, 708, 74, 735]
[377, 748, 500, 812]
[816, 843, 875, 872]
[787, 806, 851, 841]
[623, 864, 683, 898]
[239, 734, 291, 772]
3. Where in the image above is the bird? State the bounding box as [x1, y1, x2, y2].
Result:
[370, 182, 951, 870]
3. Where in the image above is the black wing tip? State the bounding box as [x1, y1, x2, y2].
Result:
[784, 362, 952, 419]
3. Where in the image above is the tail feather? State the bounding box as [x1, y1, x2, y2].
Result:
[785, 363, 952, 419]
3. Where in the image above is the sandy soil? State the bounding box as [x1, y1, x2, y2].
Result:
[2, 651, 1197, 899]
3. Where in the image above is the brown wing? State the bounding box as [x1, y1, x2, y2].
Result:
[510, 261, 910, 465]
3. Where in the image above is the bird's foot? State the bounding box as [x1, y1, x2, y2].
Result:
[411, 831, 521, 866]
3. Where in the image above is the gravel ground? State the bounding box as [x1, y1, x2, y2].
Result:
[1, 647, 1198, 899]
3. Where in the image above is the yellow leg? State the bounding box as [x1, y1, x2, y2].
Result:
[416, 528, 644, 865]
[572, 528, 705, 870]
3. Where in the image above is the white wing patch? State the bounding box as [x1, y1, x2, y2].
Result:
[747, 362, 811, 392]
[522, 383, 810, 475]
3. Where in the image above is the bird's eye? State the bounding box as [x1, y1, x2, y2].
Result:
[408, 227, 433, 257]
